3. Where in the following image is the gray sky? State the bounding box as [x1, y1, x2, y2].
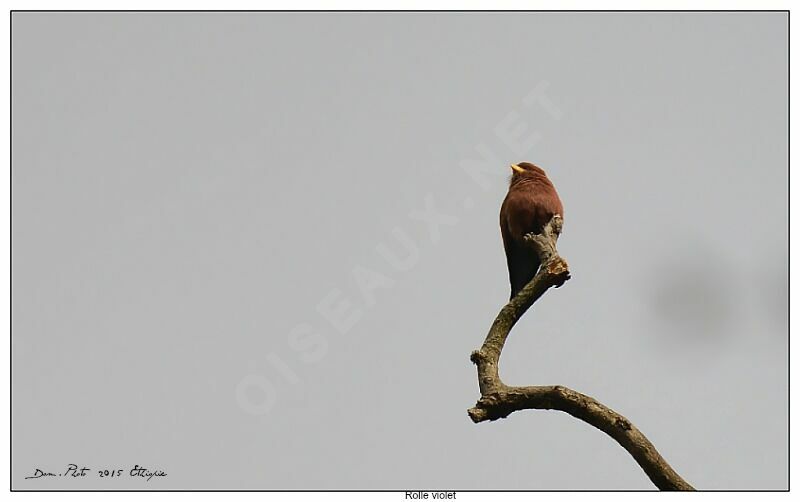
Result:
[12, 12, 787, 490]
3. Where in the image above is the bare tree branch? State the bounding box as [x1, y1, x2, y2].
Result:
[468, 215, 694, 491]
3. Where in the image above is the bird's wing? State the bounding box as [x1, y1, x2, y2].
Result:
[500, 194, 541, 299]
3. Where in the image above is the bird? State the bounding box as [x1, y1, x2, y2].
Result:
[500, 162, 564, 300]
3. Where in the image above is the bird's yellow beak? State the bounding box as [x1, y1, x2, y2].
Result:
[511, 164, 525, 174]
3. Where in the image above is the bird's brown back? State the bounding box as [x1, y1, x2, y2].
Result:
[501, 173, 563, 242]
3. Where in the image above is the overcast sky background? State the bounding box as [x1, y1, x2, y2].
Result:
[12, 12, 787, 490]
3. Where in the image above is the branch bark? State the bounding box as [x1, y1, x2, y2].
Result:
[469, 215, 694, 491]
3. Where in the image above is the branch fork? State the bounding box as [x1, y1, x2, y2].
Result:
[468, 215, 694, 491]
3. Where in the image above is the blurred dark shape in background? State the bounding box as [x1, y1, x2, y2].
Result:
[650, 252, 741, 340]
[647, 244, 736, 346]
[646, 239, 787, 352]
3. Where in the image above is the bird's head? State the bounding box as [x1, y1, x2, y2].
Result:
[509, 162, 548, 184]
